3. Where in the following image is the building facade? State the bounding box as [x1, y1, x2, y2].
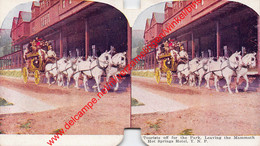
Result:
[143, 0, 260, 74]
[0, 0, 131, 70]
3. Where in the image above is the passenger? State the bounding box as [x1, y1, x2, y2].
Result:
[163, 40, 169, 53]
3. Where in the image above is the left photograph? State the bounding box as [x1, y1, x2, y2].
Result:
[0, 0, 131, 135]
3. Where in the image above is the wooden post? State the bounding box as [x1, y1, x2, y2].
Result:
[85, 19, 89, 59]
[256, 16, 260, 74]
[20, 45, 23, 68]
[191, 32, 195, 59]
[127, 23, 132, 73]
[59, 30, 63, 58]
[216, 20, 220, 58]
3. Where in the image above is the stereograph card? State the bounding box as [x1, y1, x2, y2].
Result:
[0, 0, 259, 145]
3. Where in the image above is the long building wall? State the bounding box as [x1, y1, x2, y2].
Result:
[143, 1, 259, 73]
[0, 0, 131, 70]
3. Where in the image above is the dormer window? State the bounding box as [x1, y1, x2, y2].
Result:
[173, 3, 177, 11]
[46, 0, 50, 7]
[62, 0, 66, 8]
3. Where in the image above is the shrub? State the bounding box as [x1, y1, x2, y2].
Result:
[131, 98, 144, 106]
[0, 70, 22, 78]
[132, 71, 154, 78]
[178, 129, 194, 135]
[0, 97, 13, 106]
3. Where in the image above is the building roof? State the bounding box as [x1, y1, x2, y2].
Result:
[153, 12, 164, 23]
[165, 2, 173, 8]
[13, 17, 19, 25]
[19, 11, 32, 22]
[147, 18, 151, 26]
[32, 1, 40, 7]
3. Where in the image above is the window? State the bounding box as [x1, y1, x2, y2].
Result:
[41, 17, 43, 26]
[46, 0, 50, 7]
[41, 13, 50, 27]
[179, 2, 183, 7]
[173, 3, 177, 11]
[62, 0, 66, 8]
[47, 13, 50, 24]
[69, 0, 72, 4]
[202, 0, 204, 5]
[32, 22, 35, 33]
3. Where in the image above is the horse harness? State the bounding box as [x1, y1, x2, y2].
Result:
[205, 59, 238, 77]
[78, 58, 108, 77]
[45, 60, 58, 76]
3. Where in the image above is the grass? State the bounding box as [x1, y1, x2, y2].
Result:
[146, 119, 164, 131]
[131, 98, 144, 106]
[178, 129, 194, 135]
[0, 97, 13, 106]
[51, 128, 63, 134]
[20, 120, 32, 129]
[0, 70, 22, 78]
[132, 71, 154, 78]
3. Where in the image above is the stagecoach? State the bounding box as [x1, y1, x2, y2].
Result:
[22, 51, 45, 85]
[154, 42, 188, 85]
[22, 38, 56, 85]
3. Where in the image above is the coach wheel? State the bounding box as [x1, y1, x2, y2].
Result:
[155, 68, 161, 84]
[166, 70, 172, 85]
[34, 70, 40, 85]
[22, 67, 28, 83]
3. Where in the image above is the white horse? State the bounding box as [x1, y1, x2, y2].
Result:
[47, 50, 57, 59]
[106, 52, 127, 91]
[207, 52, 242, 94]
[57, 57, 78, 88]
[196, 58, 209, 87]
[177, 58, 200, 86]
[204, 57, 227, 89]
[178, 50, 189, 61]
[187, 58, 200, 86]
[74, 51, 112, 92]
[235, 53, 257, 93]
[45, 58, 67, 86]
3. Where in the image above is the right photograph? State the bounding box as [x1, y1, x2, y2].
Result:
[131, 0, 260, 135]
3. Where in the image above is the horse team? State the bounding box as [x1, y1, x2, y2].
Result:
[176, 51, 257, 94]
[45, 50, 127, 93]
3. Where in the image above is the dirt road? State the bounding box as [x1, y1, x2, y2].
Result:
[0, 77, 130, 135]
[131, 76, 260, 135]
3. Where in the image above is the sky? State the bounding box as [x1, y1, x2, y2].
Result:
[133, 2, 165, 30]
[1, 1, 32, 29]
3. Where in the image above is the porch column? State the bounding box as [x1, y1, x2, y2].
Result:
[59, 30, 63, 58]
[127, 23, 132, 73]
[216, 20, 221, 58]
[85, 19, 89, 59]
[154, 51, 156, 70]
[256, 16, 260, 74]
[20, 45, 23, 68]
[191, 32, 195, 59]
